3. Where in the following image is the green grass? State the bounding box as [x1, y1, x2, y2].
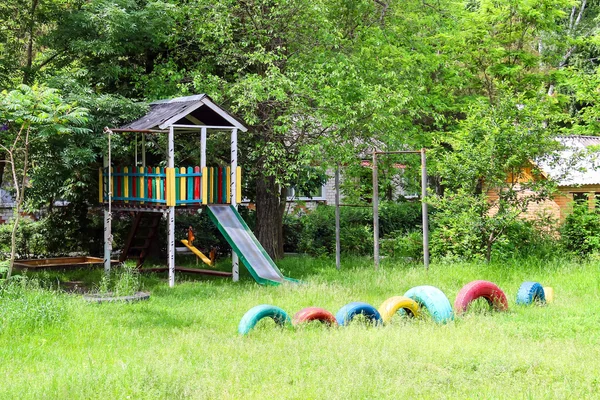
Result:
[1, 255, 600, 399]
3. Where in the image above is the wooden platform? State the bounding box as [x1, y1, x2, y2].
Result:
[141, 266, 232, 277]
[13, 256, 118, 269]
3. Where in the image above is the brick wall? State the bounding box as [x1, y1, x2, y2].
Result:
[487, 183, 600, 224]
[0, 206, 14, 224]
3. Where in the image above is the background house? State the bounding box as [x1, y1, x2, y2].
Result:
[488, 135, 600, 221]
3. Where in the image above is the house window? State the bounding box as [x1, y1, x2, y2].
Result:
[286, 185, 325, 201]
[572, 192, 589, 204]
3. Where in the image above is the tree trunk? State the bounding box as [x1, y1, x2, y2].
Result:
[255, 172, 285, 260]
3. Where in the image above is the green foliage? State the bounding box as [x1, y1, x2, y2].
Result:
[0, 219, 48, 258]
[288, 202, 422, 257]
[430, 190, 560, 261]
[430, 91, 562, 261]
[381, 231, 424, 261]
[561, 202, 600, 256]
[429, 191, 489, 261]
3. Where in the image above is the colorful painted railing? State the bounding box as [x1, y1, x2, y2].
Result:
[99, 166, 241, 206]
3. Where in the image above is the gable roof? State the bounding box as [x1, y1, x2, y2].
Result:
[537, 136, 600, 186]
[121, 94, 248, 132]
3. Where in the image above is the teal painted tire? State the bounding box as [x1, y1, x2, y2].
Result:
[516, 282, 546, 305]
[335, 302, 382, 326]
[404, 285, 454, 324]
[238, 305, 291, 335]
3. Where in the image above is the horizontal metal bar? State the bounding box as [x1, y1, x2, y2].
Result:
[175, 173, 203, 177]
[374, 150, 422, 155]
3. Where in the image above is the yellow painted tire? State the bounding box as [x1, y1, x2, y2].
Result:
[378, 296, 420, 324]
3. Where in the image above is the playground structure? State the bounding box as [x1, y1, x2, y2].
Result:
[238, 280, 550, 334]
[100, 94, 294, 287]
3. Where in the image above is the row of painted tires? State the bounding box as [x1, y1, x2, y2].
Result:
[239, 280, 547, 335]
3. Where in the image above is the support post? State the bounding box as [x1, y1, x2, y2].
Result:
[231, 128, 239, 282]
[142, 134, 146, 168]
[135, 133, 138, 166]
[167, 126, 175, 287]
[421, 148, 430, 270]
[335, 165, 341, 270]
[372, 151, 379, 270]
[102, 127, 113, 275]
[200, 127, 207, 171]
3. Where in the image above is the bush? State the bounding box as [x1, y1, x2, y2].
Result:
[0, 219, 48, 258]
[561, 203, 600, 256]
[290, 201, 422, 257]
[382, 231, 423, 261]
[491, 218, 558, 261]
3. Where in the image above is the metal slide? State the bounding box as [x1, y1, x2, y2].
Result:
[207, 205, 293, 285]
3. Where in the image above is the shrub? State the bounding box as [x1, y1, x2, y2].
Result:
[561, 202, 600, 256]
[382, 231, 423, 261]
[491, 218, 558, 261]
[291, 201, 422, 257]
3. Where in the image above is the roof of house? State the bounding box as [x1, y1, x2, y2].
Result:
[537, 136, 600, 187]
[120, 94, 248, 132]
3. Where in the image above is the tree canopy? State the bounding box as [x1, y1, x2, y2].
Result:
[0, 0, 599, 260]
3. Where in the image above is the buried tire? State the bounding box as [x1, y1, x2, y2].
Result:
[377, 296, 420, 324]
[238, 305, 291, 335]
[335, 302, 383, 326]
[293, 307, 337, 326]
[516, 282, 546, 305]
[404, 286, 454, 324]
[454, 280, 508, 315]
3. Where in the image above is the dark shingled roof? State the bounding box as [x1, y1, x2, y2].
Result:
[120, 94, 247, 132]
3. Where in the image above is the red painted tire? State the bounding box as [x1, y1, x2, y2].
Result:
[454, 280, 508, 315]
[293, 307, 338, 326]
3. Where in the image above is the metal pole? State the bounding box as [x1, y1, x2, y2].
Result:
[231, 128, 239, 282]
[421, 148, 430, 270]
[167, 126, 175, 287]
[135, 133, 138, 166]
[372, 151, 379, 270]
[335, 165, 341, 270]
[142, 134, 146, 168]
[103, 127, 113, 275]
[200, 127, 207, 170]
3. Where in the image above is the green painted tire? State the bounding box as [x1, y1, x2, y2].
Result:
[238, 304, 291, 335]
[404, 285, 454, 324]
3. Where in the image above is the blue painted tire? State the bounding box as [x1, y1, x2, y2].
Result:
[516, 282, 546, 305]
[335, 302, 383, 326]
[238, 305, 291, 335]
[403, 285, 454, 324]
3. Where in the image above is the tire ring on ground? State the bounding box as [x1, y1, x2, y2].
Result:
[293, 307, 338, 326]
[454, 280, 508, 315]
[404, 285, 454, 324]
[335, 302, 383, 327]
[238, 304, 291, 335]
[83, 291, 150, 304]
[377, 296, 420, 324]
[516, 281, 546, 305]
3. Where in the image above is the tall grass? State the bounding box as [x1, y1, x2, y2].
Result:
[1, 256, 599, 399]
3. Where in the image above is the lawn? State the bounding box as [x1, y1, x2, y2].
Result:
[1, 255, 599, 399]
